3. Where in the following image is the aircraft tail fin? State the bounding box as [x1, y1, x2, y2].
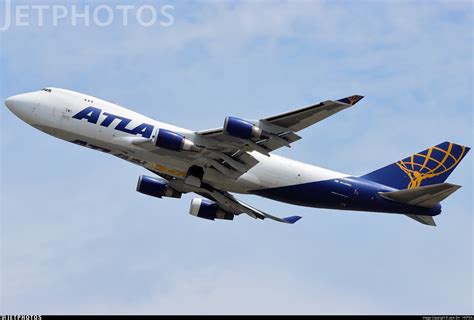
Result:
[361, 142, 470, 190]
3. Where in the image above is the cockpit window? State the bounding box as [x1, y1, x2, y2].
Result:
[41, 88, 52, 92]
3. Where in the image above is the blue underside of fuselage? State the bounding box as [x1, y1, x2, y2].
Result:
[250, 177, 442, 216]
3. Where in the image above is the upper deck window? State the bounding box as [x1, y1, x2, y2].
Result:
[41, 88, 52, 92]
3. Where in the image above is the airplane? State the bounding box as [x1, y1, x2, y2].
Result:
[4, 88, 470, 226]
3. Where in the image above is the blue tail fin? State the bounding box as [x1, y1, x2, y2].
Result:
[361, 142, 470, 190]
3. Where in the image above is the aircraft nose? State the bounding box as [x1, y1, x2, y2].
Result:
[4, 94, 29, 112]
[4, 93, 38, 123]
[4, 95, 16, 111]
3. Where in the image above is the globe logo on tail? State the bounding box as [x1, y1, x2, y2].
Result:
[396, 142, 468, 189]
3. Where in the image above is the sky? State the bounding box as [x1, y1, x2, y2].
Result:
[0, 0, 473, 315]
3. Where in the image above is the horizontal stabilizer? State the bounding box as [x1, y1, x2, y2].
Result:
[405, 214, 437, 226]
[379, 183, 461, 208]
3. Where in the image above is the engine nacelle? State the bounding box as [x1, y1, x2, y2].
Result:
[223, 116, 263, 139]
[155, 129, 200, 152]
[189, 198, 234, 221]
[136, 175, 182, 199]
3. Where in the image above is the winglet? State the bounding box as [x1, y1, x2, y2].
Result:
[337, 95, 364, 105]
[282, 216, 302, 224]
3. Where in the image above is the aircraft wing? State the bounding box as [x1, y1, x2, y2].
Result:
[134, 95, 363, 180]
[193, 95, 363, 177]
[258, 94, 364, 133]
[198, 94, 363, 152]
[163, 175, 301, 224]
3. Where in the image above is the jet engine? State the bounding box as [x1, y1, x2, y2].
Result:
[223, 116, 263, 139]
[189, 198, 234, 221]
[136, 175, 182, 198]
[155, 129, 200, 152]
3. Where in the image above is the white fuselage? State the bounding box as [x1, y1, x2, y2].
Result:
[5, 88, 347, 193]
